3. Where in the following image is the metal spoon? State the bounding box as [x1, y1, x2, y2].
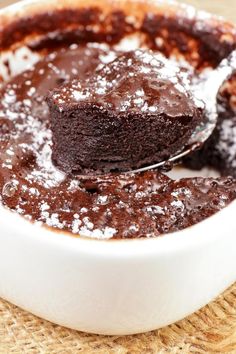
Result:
[131, 49, 236, 174]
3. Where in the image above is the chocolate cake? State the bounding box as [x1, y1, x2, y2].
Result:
[47, 50, 203, 174]
[0, 4, 236, 239]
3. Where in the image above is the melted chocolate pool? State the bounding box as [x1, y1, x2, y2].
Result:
[0, 10, 236, 239]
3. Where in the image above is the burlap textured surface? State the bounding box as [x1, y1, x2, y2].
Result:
[0, 0, 236, 353]
[0, 283, 235, 353]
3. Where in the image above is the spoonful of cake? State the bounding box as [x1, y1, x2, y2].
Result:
[46, 49, 236, 175]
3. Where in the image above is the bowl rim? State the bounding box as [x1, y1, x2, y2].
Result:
[0, 0, 236, 254]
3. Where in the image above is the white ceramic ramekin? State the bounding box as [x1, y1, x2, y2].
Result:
[0, 0, 235, 335]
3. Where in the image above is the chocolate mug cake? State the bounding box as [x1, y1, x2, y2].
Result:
[0, 0, 236, 239]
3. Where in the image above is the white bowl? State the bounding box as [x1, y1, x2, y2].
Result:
[0, 0, 235, 335]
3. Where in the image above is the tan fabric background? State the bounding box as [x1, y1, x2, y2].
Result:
[0, 0, 235, 353]
[0, 284, 235, 353]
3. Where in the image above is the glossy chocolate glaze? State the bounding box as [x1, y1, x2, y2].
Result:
[0, 7, 236, 239]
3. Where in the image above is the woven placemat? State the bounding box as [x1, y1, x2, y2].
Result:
[0, 0, 235, 353]
[0, 283, 235, 353]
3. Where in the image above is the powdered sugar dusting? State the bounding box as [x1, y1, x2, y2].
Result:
[51, 49, 203, 117]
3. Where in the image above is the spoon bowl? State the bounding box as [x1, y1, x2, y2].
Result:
[131, 50, 236, 174]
